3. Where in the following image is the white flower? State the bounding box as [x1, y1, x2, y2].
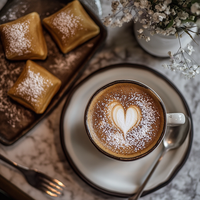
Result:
[171, 9, 176, 15]
[145, 36, 150, 42]
[121, 12, 133, 22]
[143, 24, 148, 29]
[168, 51, 173, 58]
[148, 10, 154, 15]
[153, 12, 166, 22]
[155, 3, 167, 12]
[104, 16, 112, 26]
[134, 16, 139, 23]
[187, 44, 195, 55]
[112, 1, 120, 9]
[103, 0, 200, 78]
[134, 2, 140, 8]
[137, 29, 143, 33]
[111, 19, 123, 27]
[140, 0, 149, 9]
[164, 6, 171, 15]
[193, 65, 198, 70]
[178, 11, 189, 20]
[166, 27, 176, 35]
[191, 2, 200, 15]
[138, 11, 143, 16]
[164, 0, 172, 5]
[175, 17, 181, 27]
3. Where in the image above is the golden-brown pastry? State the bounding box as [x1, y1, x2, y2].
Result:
[42, 0, 100, 54]
[0, 12, 47, 60]
[8, 60, 61, 114]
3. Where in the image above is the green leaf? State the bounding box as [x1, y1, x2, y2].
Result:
[181, 18, 195, 23]
[184, 29, 198, 45]
[166, 17, 174, 29]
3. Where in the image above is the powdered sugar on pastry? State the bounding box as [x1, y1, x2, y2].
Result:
[0, 53, 31, 127]
[52, 11, 83, 40]
[16, 67, 53, 106]
[2, 20, 31, 55]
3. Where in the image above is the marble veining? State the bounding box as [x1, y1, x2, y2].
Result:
[0, 0, 200, 200]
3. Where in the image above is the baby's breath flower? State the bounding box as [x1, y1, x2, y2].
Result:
[191, 2, 200, 15]
[103, 0, 200, 78]
[137, 28, 143, 33]
[164, 39, 199, 78]
[143, 24, 148, 29]
[112, 0, 120, 9]
[175, 17, 181, 27]
[140, 0, 149, 9]
[148, 10, 154, 15]
[104, 16, 112, 26]
[138, 10, 143, 16]
[145, 36, 150, 42]
[155, 3, 167, 12]
[164, 7, 171, 15]
[134, 2, 140, 8]
[187, 44, 195, 55]
[178, 11, 189, 20]
[164, 0, 172, 6]
[122, 12, 133, 22]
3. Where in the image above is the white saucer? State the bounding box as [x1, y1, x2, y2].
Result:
[60, 64, 193, 198]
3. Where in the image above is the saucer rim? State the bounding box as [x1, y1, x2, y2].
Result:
[60, 63, 193, 198]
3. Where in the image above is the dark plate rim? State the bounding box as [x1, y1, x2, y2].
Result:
[0, 0, 107, 145]
[60, 63, 193, 198]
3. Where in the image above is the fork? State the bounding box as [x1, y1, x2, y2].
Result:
[0, 154, 65, 197]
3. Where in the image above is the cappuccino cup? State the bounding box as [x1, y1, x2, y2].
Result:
[84, 80, 185, 161]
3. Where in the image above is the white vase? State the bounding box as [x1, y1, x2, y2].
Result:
[133, 22, 198, 57]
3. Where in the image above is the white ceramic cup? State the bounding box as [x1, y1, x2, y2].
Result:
[85, 80, 185, 161]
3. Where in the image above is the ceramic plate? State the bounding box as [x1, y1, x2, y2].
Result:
[60, 64, 193, 198]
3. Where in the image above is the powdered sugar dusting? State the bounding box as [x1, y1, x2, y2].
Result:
[52, 10, 83, 41]
[45, 33, 82, 74]
[15, 66, 53, 106]
[49, 51, 81, 73]
[89, 84, 163, 156]
[1, 4, 29, 22]
[2, 20, 31, 56]
[0, 53, 31, 128]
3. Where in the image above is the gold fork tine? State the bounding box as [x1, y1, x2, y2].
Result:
[37, 183, 62, 197]
[38, 172, 65, 188]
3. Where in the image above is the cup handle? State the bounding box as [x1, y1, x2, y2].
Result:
[167, 113, 185, 126]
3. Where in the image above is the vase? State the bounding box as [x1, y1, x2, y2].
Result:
[133, 22, 198, 57]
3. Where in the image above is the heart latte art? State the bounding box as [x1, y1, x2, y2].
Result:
[86, 82, 165, 159]
[109, 102, 141, 138]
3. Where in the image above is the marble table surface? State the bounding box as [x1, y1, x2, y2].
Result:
[0, 0, 200, 200]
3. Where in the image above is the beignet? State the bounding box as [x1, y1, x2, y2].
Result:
[8, 60, 61, 114]
[42, 0, 100, 54]
[0, 12, 47, 60]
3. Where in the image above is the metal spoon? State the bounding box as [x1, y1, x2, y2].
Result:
[129, 116, 191, 200]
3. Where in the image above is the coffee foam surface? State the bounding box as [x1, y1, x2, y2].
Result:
[86, 83, 164, 158]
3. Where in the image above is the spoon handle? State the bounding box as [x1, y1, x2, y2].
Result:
[129, 148, 167, 200]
